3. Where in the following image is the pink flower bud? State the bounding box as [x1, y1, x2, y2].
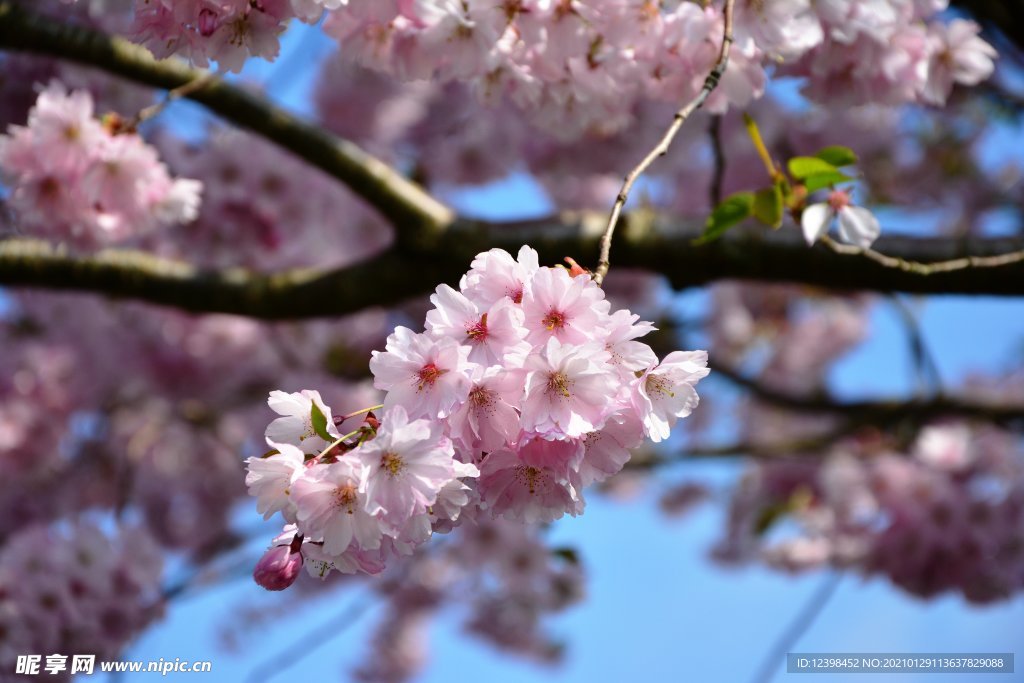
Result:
[563, 257, 589, 278]
[253, 545, 302, 591]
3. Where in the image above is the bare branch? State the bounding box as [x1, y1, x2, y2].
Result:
[0, 1, 454, 239]
[593, 0, 735, 285]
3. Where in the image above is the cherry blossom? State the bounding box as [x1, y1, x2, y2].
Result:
[519, 338, 616, 439]
[245, 443, 306, 522]
[0, 82, 202, 247]
[520, 263, 611, 345]
[355, 405, 457, 527]
[801, 189, 881, 248]
[250, 247, 708, 579]
[632, 351, 710, 443]
[291, 457, 384, 554]
[265, 389, 341, 454]
[369, 327, 472, 419]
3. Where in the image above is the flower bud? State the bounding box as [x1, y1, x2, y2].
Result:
[253, 545, 302, 591]
[563, 257, 589, 278]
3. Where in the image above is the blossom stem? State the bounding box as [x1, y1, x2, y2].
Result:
[340, 404, 384, 421]
[316, 428, 364, 459]
[742, 113, 781, 181]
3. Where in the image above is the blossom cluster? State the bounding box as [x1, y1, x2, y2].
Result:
[247, 247, 709, 585]
[714, 423, 1024, 603]
[705, 283, 1024, 604]
[152, 126, 391, 270]
[356, 517, 585, 680]
[0, 82, 202, 247]
[0, 522, 164, 674]
[130, 0, 341, 73]
[321, 0, 995, 137]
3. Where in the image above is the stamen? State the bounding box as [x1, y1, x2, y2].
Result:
[416, 362, 447, 391]
[514, 465, 543, 494]
[333, 484, 358, 514]
[470, 386, 493, 407]
[547, 371, 571, 398]
[381, 451, 404, 477]
[542, 309, 567, 331]
[466, 313, 488, 342]
[645, 374, 675, 398]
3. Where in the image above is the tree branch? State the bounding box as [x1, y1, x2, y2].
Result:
[0, 1, 454, 240]
[707, 355, 1024, 428]
[5, 218, 1024, 318]
[593, 0, 734, 284]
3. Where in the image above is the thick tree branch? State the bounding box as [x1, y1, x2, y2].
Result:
[0, 1, 454, 239]
[5, 219, 1024, 318]
[0, 238, 450, 319]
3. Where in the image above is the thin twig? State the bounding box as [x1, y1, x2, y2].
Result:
[705, 354, 1024, 427]
[245, 593, 374, 683]
[821, 234, 1024, 274]
[592, 0, 735, 285]
[628, 421, 864, 467]
[708, 114, 726, 206]
[750, 572, 843, 683]
[127, 69, 223, 129]
[888, 295, 944, 396]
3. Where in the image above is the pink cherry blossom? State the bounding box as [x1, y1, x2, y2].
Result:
[601, 309, 658, 377]
[801, 189, 881, 248]
[425, 284, 529, 365]
[354, 405, 457, 527]
[520, 265, 611, 345]
[369, 326, 472, 419]
[519, 338, 615, 439]
[245, 442, 306, 522]
[477, 448, 582, 524]
[446, 365, 523, 457]
[0, 81, 202, 247]
[632, 351, 710, 443]
[291, 458, 384, 554]
[922, 19, 997, 105]
[460, 245, 539, 307]
[252, 246, 708, 582]
[578, 411, 644, 487]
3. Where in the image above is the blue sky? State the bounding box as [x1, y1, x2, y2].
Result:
[90, 18, 1024, 683]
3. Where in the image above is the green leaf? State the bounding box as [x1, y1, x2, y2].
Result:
[787, 156, 837, 180]
[752, 185, 784, 229]
[310, 401, 333, 442]
[814, 145, 858, 167]
[695, 192, 754, 244]
[551, 547, 580, 565]
[754, 503, 787, 536]
[803, 170, 854, 193]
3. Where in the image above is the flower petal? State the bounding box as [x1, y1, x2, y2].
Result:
[800, 203, 832, 245]
[837, 205, 881, 248]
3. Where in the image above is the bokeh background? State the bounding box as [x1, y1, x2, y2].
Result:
[2, 9, 1022, 683]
